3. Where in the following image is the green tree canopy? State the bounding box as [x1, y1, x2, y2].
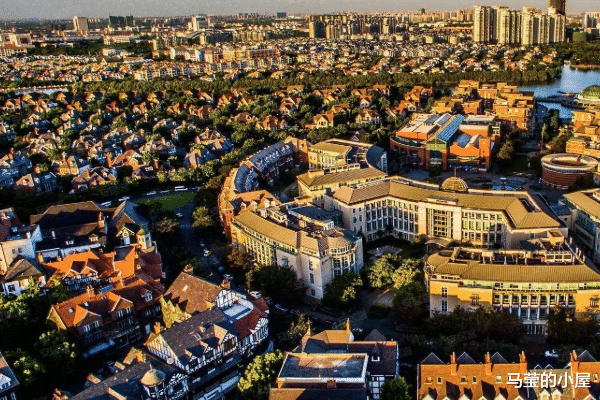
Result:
[323, 272, 363, 311]
[237, 351, 284, 400]
[381, 376, 413, 400]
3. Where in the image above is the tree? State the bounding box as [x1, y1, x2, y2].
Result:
[5, 349, 46, 396]
[392, 259, 422, 289]
[247, 265, 305, 304]
[192, 206, 213, 232]
[287, 313, 311, 341]
[497, 140, 514, 161]
[227, 247, 254, 279]
[368, 255, 397, 289]
[381, 377, 412, 400]
[322, 272, 362, 311]
[238, 351, 284, 400]
[34, 330, 78, 378]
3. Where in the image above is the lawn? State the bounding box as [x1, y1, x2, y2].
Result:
[135, 192, 195, 211]
[499, 154, 530, 175]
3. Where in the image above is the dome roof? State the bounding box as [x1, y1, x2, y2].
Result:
[581, 85, 600, 100]
[440, 177, 469, 193]
[140, 368, 166, 387]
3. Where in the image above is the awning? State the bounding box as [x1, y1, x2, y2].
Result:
[425, 238, 454, 248]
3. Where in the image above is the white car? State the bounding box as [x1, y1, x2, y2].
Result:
[147, 191, 157, 196]
[160, 190, 170, 194]
[119, 196, 130, 202]
[203, 249, 211, 257]
[100, 201, 112, 207]
[175, 213, 184, 219]
[545, 349, 560, 358]
[223, 274, 234, 281]
[249, 291, 261, 299]
[275, 304, 288, 313]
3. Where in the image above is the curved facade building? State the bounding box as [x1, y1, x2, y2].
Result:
[541, 153, 598, 189]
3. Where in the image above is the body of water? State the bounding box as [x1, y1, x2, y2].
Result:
[520, 65, 600, 120]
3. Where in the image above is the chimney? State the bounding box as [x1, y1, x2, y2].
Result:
[450, 352, 457, 375]
[7, 148, 14, 161]
[106, 152, 112, 167]
[484, 352, 492, 375]
[86, 285, 94, 298]
[97, 212, 105, 228]
[326, 378, 337, 389]
[221, 279, 230, 290]
[152, 322, 162, 335]
[56, 253, 62, 261]
[37, 252, 44, 263]
[135, 350, 146, 363]
[570, 351, 579, 375]
[519, 352, 527, 377]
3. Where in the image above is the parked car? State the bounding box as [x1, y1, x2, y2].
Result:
[118, 196, 130, 202]
[203, 249, 211, 257]
[223, 274, 234, 281]
[175, 213, 183, 219]
[147, 191, 157, 196]
[545, 349, 560, 358]
[264, 297, 274, 306]
[249, 291, 262, 299]
[100, 201, 112, 207]
[275, 304, 289, 313]
[160, 190, 170, 194]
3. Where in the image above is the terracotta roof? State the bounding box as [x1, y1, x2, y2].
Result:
[49, 276, 163, 333]
[164, 272, 223, 315]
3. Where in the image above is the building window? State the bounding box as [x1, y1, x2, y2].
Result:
[441, 300, 448, 313]
[441, 287, 448, 298]
[437, 377, 443, 384]
[460, 376, 467, 384]
[473, 376, 477, 384]
[309, 273, 314, 284]
[471, 295, 480, 306]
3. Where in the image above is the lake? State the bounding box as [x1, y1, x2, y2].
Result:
[520, 65, 600, 120]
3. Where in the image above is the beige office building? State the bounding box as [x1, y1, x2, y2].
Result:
[230, 206, 363, 299]
[324, 177, 563, 246]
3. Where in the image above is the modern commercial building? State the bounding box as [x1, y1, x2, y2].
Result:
[548, 0, 566, 15]
[426, 237, 600, 335]
[230, 205, 363, 299]
[72, 16, 89, 33]
[390, 114, 495, 171]
[297, 166, 386, 206]
[541, 153, 598, 189]
[308, 139, 387, 172]
[324, 177, 562, 246]
[562, 188, 600, 265]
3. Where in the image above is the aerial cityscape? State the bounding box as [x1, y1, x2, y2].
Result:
[1, 1, 600, 399]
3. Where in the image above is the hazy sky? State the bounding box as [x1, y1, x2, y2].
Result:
[0, 0, 596, 20]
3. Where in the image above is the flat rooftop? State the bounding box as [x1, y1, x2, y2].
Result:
[279, 353, 367, 380]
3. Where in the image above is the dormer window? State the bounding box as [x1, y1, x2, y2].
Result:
[144, 291, 152, 302]
[495, 376, 502, 383]
[66, 239, 74, 245]
[372, 355, 380, 362]
[460, 376, 467, 384]
[437, 377, 443, 384]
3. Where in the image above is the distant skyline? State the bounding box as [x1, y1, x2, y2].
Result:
[0, 0, 596, 20]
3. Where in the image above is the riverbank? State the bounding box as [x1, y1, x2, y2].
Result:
[569, 64, 600, 70]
